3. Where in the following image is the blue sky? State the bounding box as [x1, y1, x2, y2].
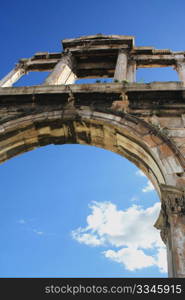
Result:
[0, 0, 185, 277]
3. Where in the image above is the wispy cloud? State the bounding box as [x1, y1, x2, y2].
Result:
[33, 229, 44, 236]
[17, 219, 26, 224]
[130, 196, 139, 202]
[136, 170, 146, 177]
[72, 201, 167, 273]
[142, 180, 155, 193]
[136, 170, 155, 193]
[17, 219, 46, 237]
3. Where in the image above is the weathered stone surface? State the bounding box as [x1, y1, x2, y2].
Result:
[181, 114, 185, 127]
[158, 144, 175, 159]
[126, 61, 136, 82]
[159, 117, 183, 129]
[168, 129, 185, 138]
[0, 65, 25, 87]
[143, 134, 163, 147]
[114, 50, 127, 81]
[175, 61, 185, 85]
[43, 52, 77, 85]
[155, 185, 185, 277]
[171, 137, 185, 147]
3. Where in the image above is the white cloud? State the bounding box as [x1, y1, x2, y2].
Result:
[142, 180, 155, 193]
[104, 247, 167, 272]
[130, 196, 139, 202]
[155, 247, 168, 273]
[18, 219, 26, 224]
[17, 219, 49, 237]
[136, 170, 146, 177]
[104, 248, 155, 271]
[73, 201, 163, 249]
[71, 228, 104, 246]
[33, 229, 44, 235]
[136, 169, 155, 193]
[72, 201, 167, 273]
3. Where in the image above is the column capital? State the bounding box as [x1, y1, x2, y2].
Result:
[60, 51, 77, 73]
[127, 56, 136, 63]
[174, 60, 185, 85]
[175, 61, 185, 71]
[154, 184, 185, 244]
[174, 57, 185, 74]
[160, 184, 185, 215]
[118, 48, 128, 54]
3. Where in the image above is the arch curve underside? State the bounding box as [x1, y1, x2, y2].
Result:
[0, 107, 184, 197]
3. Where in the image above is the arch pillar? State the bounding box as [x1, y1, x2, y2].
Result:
[155, 184, 185, 277]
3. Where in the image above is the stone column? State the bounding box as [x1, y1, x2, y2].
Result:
[155, 184, 185, 277]
[0, 64, 25, 87]
[43, 52, 77, 85]
[126, 60, 136, 83]
[175, 60, 185, 85]
[114, 49, 128, 82]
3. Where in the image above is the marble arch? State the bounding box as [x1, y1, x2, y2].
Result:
[1, 34, 185, 277]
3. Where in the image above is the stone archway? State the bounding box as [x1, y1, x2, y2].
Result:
[0, 34, 185, 277]
[0, 104, 184, 277]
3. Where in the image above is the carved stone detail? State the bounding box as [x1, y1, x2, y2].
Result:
[61, 51, 77, 73]
[165, 195, 185, 214]
[154, 203, 169, 244]
[155, 184, 185, 244]
[175, 59, 185, 85]
[160, 184, 185, 215]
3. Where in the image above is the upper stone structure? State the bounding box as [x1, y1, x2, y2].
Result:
[1, 34, 185, 87]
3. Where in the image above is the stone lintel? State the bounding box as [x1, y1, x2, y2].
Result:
[1, 83, 185, 112]
[62, 34, 135, 52]
[21, 52, 183, 74]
